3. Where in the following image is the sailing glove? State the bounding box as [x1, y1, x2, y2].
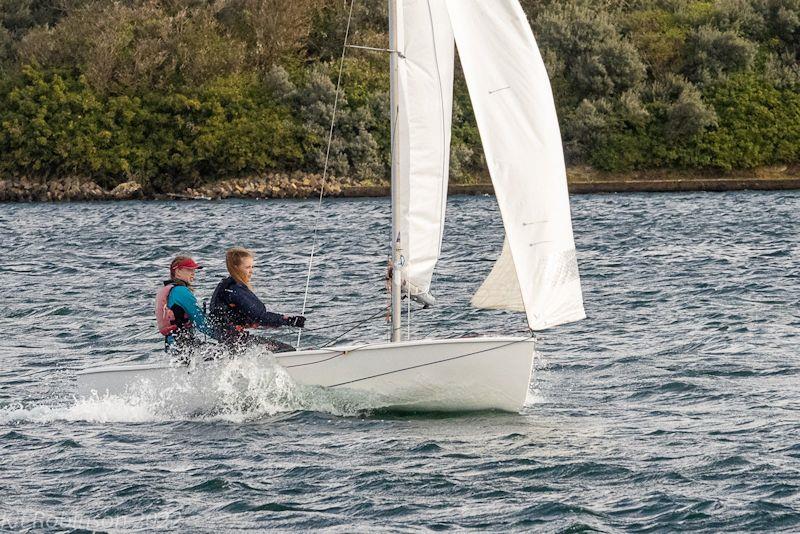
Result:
[286, 315, 306, 328]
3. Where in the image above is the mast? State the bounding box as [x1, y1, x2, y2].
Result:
[388, 0, 402, 342]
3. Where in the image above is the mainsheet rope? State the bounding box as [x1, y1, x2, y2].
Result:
[296, 0, 357, 350]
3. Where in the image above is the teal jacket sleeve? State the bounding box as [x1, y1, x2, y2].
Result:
[168, 286, 214, 338]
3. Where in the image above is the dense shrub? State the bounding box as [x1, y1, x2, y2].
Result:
[216, 0, 316, 70]
[0, 0, 799, 184]
[17, 3, 246, 94]
[695, 73, 800, 169]
[681, 26, 757, 85]
[533, 3, 647, 103]
[622, 8, 686, 77]
[0, 66, 302, 188]
[0, 26, 12, 72]
[0, 0, 85, 37]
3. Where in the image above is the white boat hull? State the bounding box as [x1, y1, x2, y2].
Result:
[76, 337, 535, 414]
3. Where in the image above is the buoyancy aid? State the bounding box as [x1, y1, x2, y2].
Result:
[155, 279, 195, 337]
[155, 284, 178, 336]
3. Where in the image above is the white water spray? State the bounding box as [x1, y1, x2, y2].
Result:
[1, 349, 380, 425]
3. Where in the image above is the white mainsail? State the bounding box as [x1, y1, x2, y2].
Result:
[446, 0, 585, 329]
[394, 0, 454, 299]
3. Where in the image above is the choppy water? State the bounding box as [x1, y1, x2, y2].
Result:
[1, 192, 798, 532]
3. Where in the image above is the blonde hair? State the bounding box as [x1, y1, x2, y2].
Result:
[226, 247, 254, 287]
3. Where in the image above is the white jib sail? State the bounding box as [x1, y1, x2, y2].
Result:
[447, 0, 586, 330]
[395, 0, 455, 299]
[470, 238, 524, 312]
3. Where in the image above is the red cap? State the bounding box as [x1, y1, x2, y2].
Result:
[172, 258, 202, 271]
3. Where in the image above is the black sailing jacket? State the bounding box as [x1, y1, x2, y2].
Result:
[209, 276, 288, 342]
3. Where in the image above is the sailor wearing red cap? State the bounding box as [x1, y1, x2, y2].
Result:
[155, 255, 215, 350]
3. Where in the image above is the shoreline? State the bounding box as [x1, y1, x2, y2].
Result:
[1, 166, 798, 202]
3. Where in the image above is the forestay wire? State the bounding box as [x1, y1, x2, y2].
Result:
[296, 0, 357, 350]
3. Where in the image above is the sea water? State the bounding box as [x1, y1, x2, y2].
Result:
[0, 192, 798, 531]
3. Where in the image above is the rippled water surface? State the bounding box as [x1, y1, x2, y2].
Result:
[1, 192, 798, 531]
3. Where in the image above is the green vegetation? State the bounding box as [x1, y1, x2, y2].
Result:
[0, 0, 798, 191]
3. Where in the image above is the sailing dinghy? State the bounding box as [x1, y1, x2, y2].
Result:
[77, 0, 585, 413]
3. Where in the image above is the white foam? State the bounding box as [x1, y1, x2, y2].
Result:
[206, 350, 377, 422]
[0, 396, 163, 424]
[2, 349, 376, 425]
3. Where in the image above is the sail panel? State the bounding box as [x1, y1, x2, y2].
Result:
[395, 0, 455, 298]
[471, 238, 525, 312]
[446, 0, 585, 329]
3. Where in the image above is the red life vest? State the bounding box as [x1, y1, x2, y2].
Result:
[155, 284, 178, 336]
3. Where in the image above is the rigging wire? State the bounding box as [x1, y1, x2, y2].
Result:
[298, 307, 386, 333]
[296, 0, 357, 350]
[320, 308, 387, 348]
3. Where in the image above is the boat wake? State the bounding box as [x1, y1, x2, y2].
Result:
[1, 349, 379, 425]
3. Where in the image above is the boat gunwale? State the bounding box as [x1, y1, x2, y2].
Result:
[75, 335, 534, 376]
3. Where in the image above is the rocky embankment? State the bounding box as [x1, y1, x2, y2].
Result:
[0, 176, 112, 201]
[0, 173, 361, 202]
[1, 166, 799, 201]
